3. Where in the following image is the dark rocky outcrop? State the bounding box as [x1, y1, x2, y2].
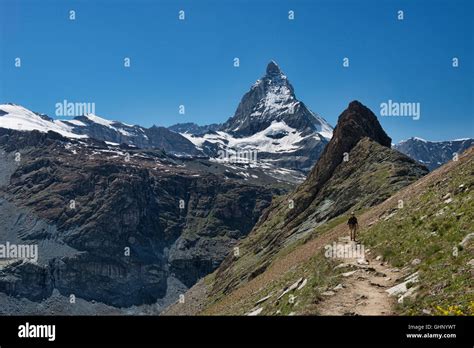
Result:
[285, 100, 395, 228]
[168, 123, 221, 136]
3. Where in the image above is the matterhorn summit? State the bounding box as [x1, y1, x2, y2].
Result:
[221, 61, 332, 139]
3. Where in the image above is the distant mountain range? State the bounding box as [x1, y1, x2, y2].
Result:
[1, 62, 470, 176]
[0, 61, 332, 178]
[393, 137, 474, 171]
[0, 103, 202, 157]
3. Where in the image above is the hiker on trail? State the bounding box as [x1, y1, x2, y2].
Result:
[347, 212, 358, 242]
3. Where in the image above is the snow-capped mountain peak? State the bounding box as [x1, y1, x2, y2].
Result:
[249, 65, 296, 121]
[173, 61, 334, 173]
[221, 61, 332, 139]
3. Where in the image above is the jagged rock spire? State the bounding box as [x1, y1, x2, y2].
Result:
[266, 60, 282, 76]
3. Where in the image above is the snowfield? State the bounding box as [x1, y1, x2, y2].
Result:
[0, 104, 138, 140]
[0, 104, 87, 138]
[181, 120, 330, 154]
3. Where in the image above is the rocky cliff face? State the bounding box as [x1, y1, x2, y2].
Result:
[0, 129, 282, 310]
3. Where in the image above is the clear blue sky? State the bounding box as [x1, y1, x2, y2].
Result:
[1, 0, 473, 143]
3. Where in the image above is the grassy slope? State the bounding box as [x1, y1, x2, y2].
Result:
[361, 149, 474, 315]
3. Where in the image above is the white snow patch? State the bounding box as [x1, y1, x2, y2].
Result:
[182, 121, 309, 154]
[65, 119, 87, 127]
[117, 128, 132, 136]
[83, 113, 115, 127]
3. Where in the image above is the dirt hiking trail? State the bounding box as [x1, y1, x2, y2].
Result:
[317, 235, 404, 315]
